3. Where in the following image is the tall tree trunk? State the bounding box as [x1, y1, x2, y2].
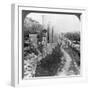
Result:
[47, 25, 50, 43]
[52, 27, 54, 43]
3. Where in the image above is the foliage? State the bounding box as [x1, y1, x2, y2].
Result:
[35, 44, 63, 76]
[24, 17, 43, 34]
[64, 32, 80, 41]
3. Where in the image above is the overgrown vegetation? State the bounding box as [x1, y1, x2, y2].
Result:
[23, 17, 81, 78]
[64, 32, 80, 67]
[24, 17, 43, 34]
[64, 32, 80, 42]
[35, 44, 63, 77]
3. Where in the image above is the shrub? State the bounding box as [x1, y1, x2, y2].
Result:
[35, 44, 63, 76]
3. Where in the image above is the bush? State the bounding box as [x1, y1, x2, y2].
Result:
[35, 44, 63, 76]
[64, 32, 80, 41]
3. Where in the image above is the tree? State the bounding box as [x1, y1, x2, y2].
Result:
[24, 17, 43, 34]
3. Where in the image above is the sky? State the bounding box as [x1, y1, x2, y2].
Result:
[26, 13, 81, 34]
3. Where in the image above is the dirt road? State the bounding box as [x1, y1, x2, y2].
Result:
[57, 48, 72, 76]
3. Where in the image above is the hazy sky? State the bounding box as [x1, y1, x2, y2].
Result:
[26, 13, 80, 33]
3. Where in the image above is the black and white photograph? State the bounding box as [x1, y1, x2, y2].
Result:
[22, 9, 81, 79]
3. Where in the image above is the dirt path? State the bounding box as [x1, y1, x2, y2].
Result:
[57, 48, 72, 76]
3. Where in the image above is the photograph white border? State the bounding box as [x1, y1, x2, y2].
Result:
[11, 4, 87, 87]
